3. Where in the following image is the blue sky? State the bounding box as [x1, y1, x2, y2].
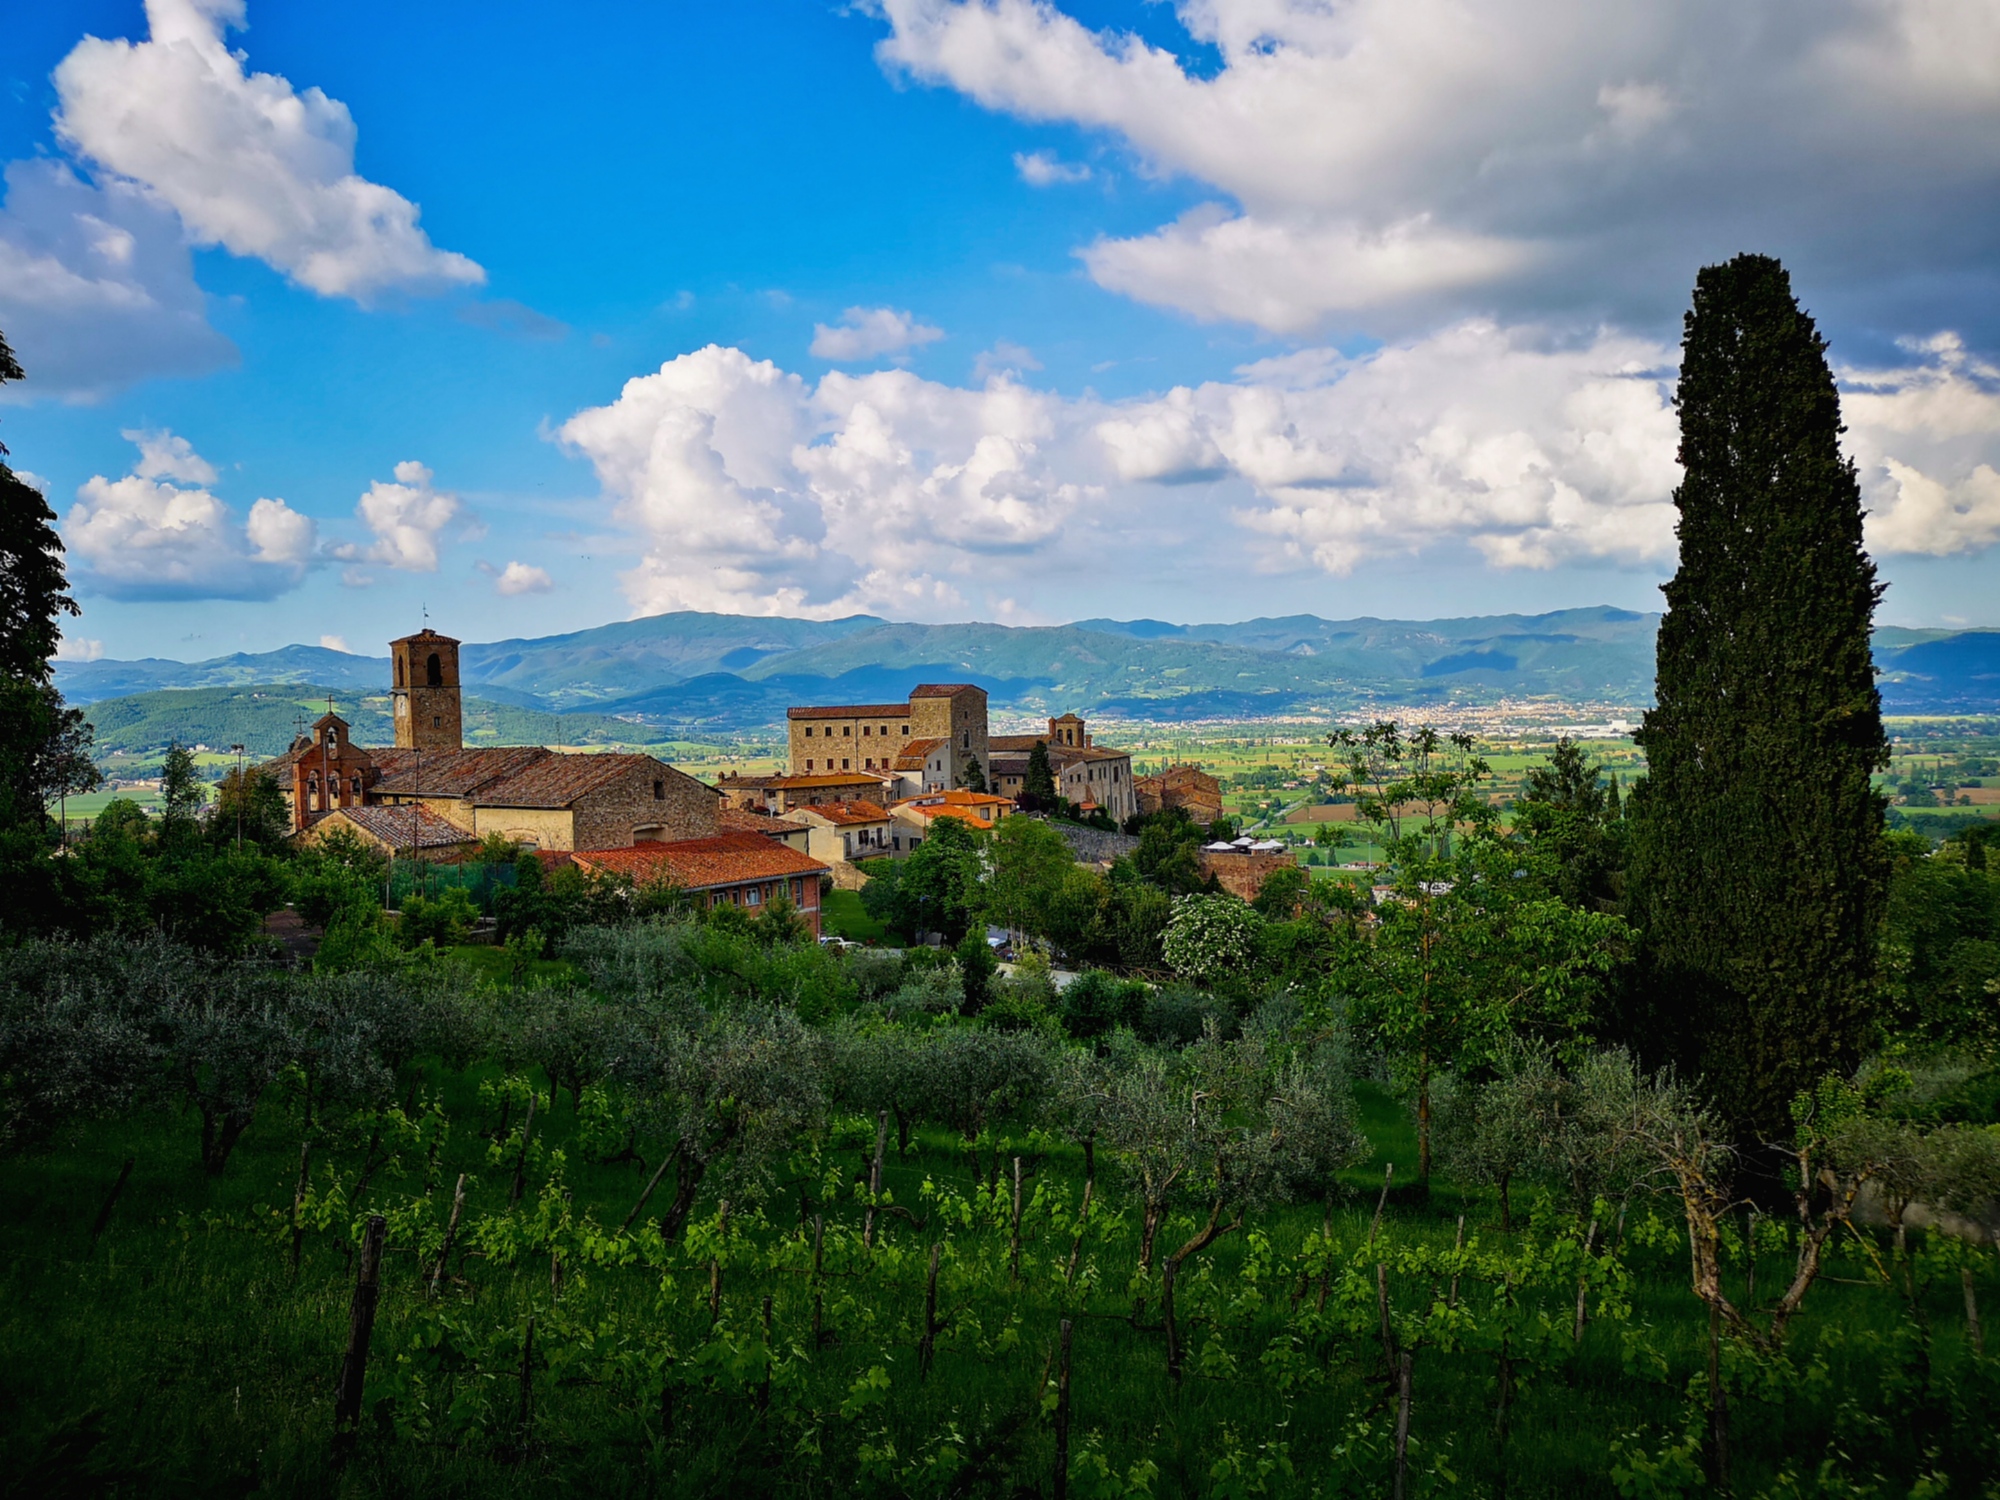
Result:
[4, 0, 1998, 662]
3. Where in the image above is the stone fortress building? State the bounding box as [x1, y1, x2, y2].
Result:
[784, 683, 991, 787]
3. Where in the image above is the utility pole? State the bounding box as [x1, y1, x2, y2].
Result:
[231, 744, 245, 852]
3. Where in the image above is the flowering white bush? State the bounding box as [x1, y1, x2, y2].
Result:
[1160, 894, 1264, 986]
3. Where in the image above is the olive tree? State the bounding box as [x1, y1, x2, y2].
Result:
[623, 1008, 827, 1240]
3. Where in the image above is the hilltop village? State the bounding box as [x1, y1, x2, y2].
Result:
[263, 627, 1265, 935]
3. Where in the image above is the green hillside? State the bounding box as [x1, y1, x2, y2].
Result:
[81, 686, 675, 760]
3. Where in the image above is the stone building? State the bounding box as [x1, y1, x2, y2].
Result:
[271, 629, 721, 854]
[786, 684, 989, 788]
[1199, 838, 1299, 903]
[1134, 764, 1225, 824]
[988, 713, 1137, 823]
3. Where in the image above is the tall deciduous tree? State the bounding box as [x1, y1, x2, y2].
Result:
[0, 329, 88, 864]
[0, 331, 74, 685]
[1629, 254, 1888, 1142]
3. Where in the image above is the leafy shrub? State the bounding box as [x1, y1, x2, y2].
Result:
[1059, 969, 1149, 1039]
[1137, 983, 1237, 1048]
[398, 888, 480, 949]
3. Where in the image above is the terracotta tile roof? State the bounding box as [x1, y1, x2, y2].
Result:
[795, 800, 890, 827]
[987, 735, 1046, 753]
[719, 807, 809, 836]
[477, 753, 703, 809]
[369, 746, 551, 797]
[389, 627, 460, 646]
[892, 790, 1014, 830]
[787, 703, 911, 720]
[769, 772, 889, 789]
[909, 683, 983, 698]
[572, 833, 828, 889]
[716, 772, 779, 788]
[316, 804, 475, 851]
[891, 737, 946, 769]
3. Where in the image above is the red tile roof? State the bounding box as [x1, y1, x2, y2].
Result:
[909, 683, 983, 698]
[891, 737, 946, 769]
[797, 800, 890, 826]
[572, 833, 827, 890]
[315, 804, 475, 851]
[787, 703, 911, 720]
[768, 772, 889, 789]
[719, 807, 809, 836]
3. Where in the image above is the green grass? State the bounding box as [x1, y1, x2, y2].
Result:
[820, 888, 887, 943]
[2, 1056, 1992, 1497]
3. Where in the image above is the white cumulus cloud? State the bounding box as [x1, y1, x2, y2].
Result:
[0, 160, 234, 399]
[125, 426, 218, 484]
[319, 634, 354, 653]
[559, 322, 2000, 619]
[53, 0, 483, 302]
[877, 0, 2000, 335]
[1844, 336, 2000, 557]
[62, 429, 315, 599]
[334, 461, 466, 574]
[809, 306, 946, 362]
[494, 560, 553, 595]
[1014, 150, 1091, 186]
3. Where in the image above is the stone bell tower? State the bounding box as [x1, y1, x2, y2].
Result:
[389, 627, 463, 751]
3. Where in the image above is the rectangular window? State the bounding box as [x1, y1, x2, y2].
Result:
[861, 725, 870, 736]
[842, 759, 850, 770]
[842, 725, 851, 736]
[900, 725, 909, 735]
[806, 758, 814, 771]
[653, 779, 665, 799]
[745, 886, 761, 906]
[804, 726, 813, 737]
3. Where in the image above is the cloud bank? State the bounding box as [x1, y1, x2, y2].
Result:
[878, 0, 2000, 335]
[559, 327, 2000, 619]
[54, 0, 483, 302]
[62, 429, 315, 599]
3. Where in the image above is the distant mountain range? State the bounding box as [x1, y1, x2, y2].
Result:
[53, 608, 2000, 750]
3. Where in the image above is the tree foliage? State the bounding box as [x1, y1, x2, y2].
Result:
[1629, 254, 1889, 1141]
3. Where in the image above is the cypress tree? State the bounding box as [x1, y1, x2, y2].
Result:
[1629, 255, 1888, 1141]
[1023, 740, 1057, 811]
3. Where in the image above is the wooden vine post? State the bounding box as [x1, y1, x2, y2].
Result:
[509, 1087, 537, 1205]
[864, 1111, 887, 1250]
[919, 1242, 941, 1378]
[1369, 1162, 1395, 1246]
[810, 1213, 826, 1348]
[90, 1155, 137, 1249]
[1052, 1319, 1074, 1500]
[430, 1173, 467, 1293]
[1573, 1218, 1599, 1342]
[288, 1143, 312, 1274]
[333, 1213, 388, 1454]
[1392, 1350, 1414, 1500]
[709, 1199, 731, 1323]
[1009, 1156, 1024, 1283]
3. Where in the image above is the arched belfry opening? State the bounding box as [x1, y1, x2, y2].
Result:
[426, 652, 442, 686]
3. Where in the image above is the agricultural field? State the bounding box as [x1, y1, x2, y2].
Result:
[4, 942, 1992, 1500]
